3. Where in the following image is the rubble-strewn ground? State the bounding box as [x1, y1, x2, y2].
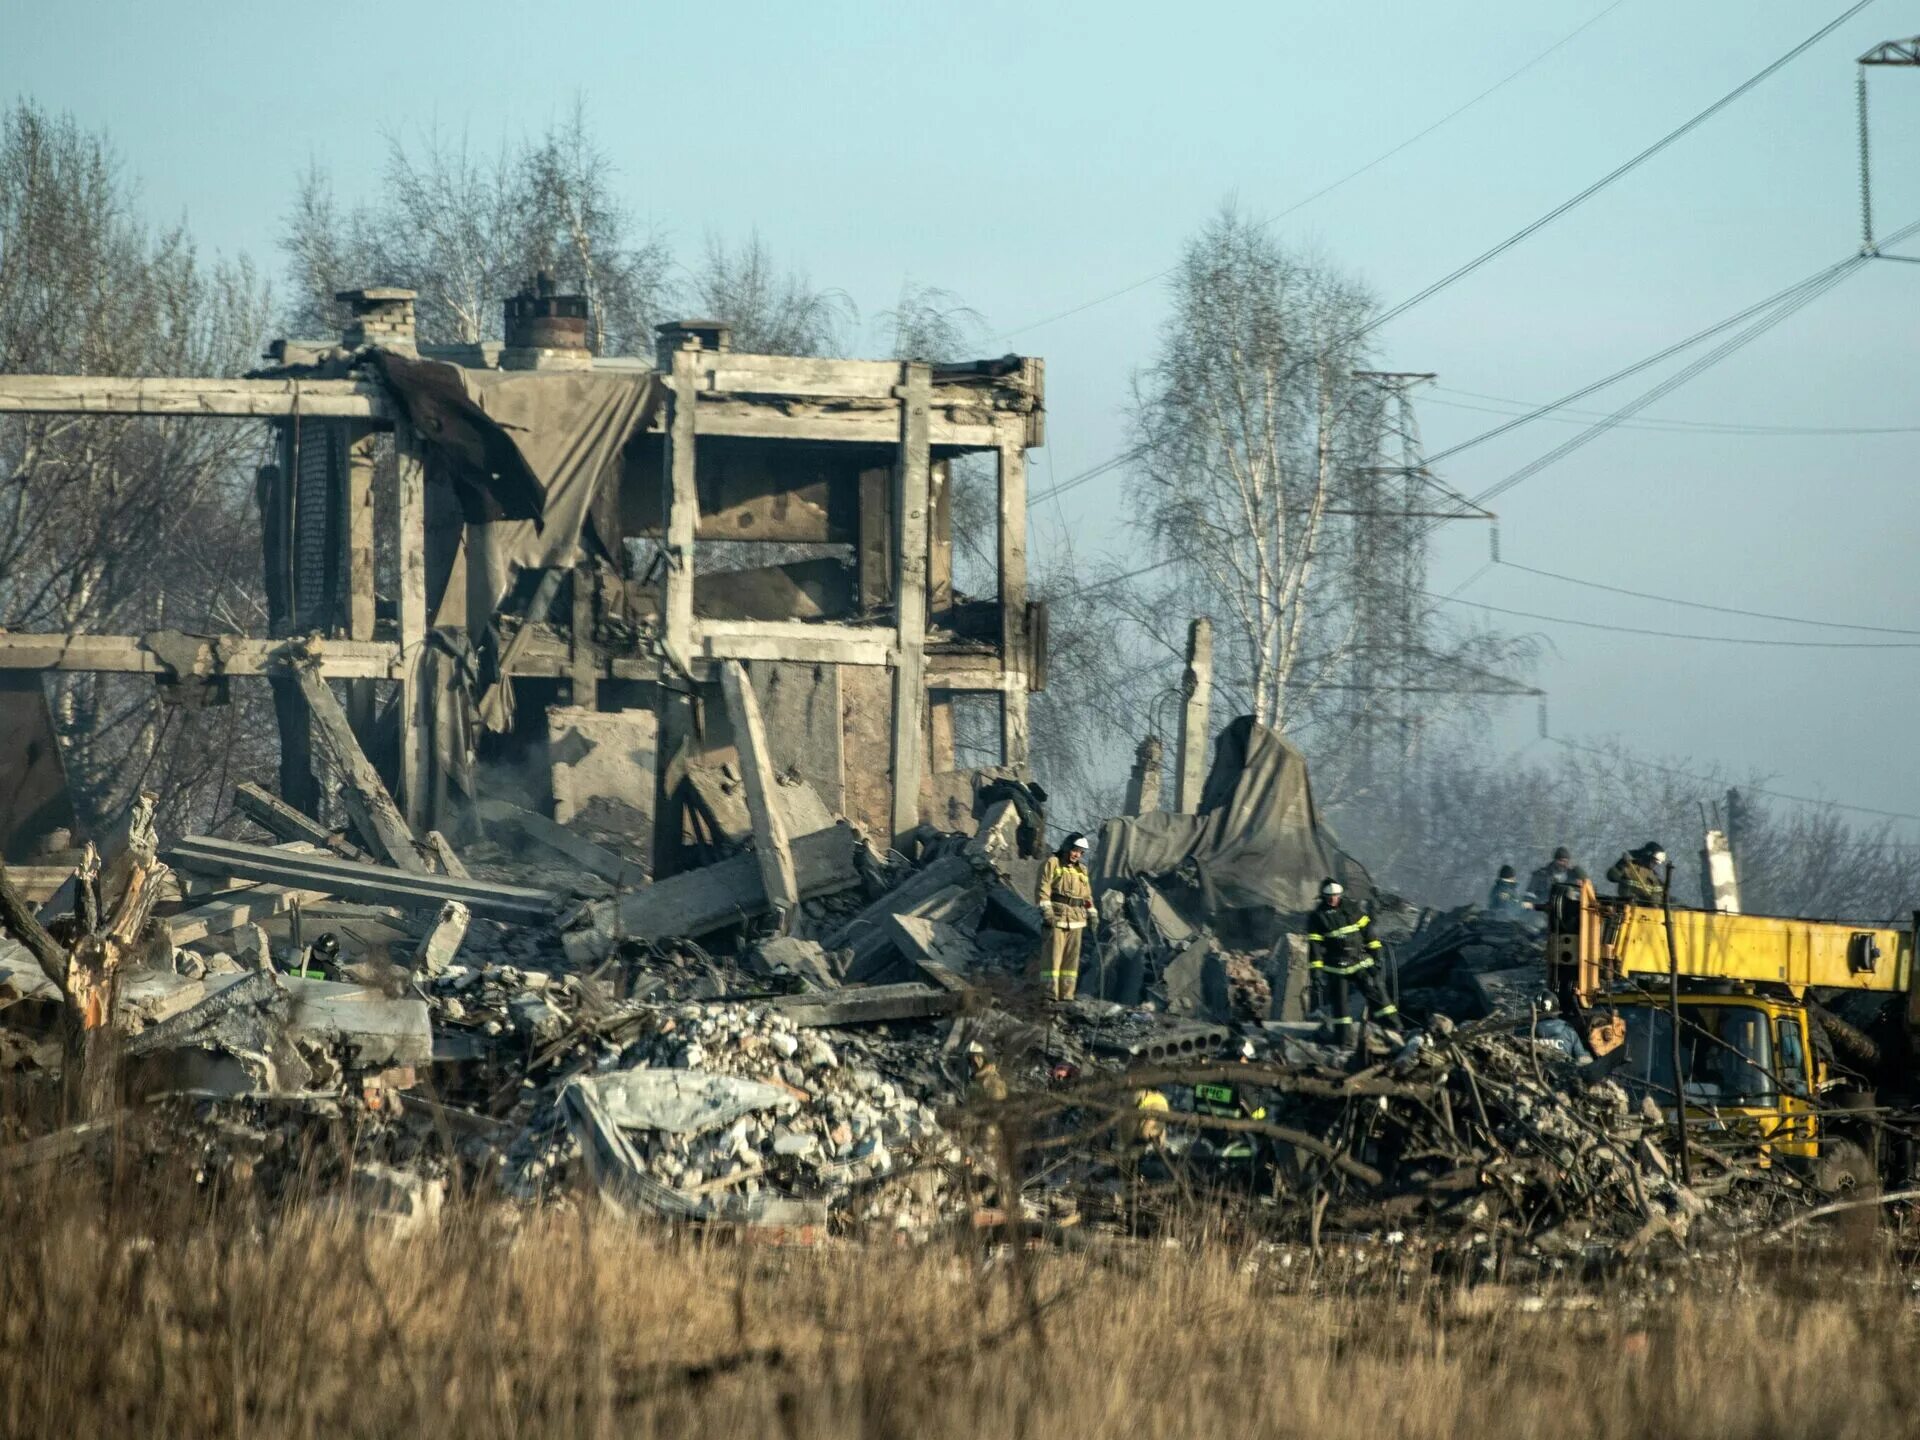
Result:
[4, 1157, 1918, 1440]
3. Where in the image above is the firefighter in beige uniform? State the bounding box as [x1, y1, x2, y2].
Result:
[1033, 834, 1096, 1001]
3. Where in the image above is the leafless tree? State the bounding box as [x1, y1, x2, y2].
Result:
[0, 100, 274, 836]
[1124, 204, 1380, 732]
[879, 282, 985, 365]
[282, 107, 672, 355]
[686, 232, 854, 357]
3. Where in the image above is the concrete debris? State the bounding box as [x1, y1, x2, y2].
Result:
[418, 901, 471, 978]
[0, 750, 1882, 1255]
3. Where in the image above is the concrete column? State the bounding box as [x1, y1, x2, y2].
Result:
[889, 363, 931, 844]
[1124, 735, 1164, 815]
[995, 420, 1030, 767]
[1174, 617, 1213, 812]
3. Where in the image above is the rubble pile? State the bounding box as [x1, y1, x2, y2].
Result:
[505, 1002, 962, 1223]
[1394, 905, 1550, 1019]
[0, 723, 1865, 1260]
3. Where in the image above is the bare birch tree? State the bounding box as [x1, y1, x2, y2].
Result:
[1124, 205, 1378, 732]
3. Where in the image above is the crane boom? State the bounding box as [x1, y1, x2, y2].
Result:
[1547, 879, 1916, 1010]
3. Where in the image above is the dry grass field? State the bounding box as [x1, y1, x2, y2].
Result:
[2, 1148, 1918, 1440]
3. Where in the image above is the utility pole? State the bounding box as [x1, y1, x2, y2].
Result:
[1858, 37, 1920, 252]
[1343, 373, 1513, 808]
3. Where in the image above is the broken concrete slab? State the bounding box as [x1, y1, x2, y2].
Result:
[573, 823, 859, 956]
[1163, 937, 1232, 1022]
[684, 765, 838, 850]
[760, 981, 960, 1028]
[746, 935, 842, 990]
[963, 798, 1021, 875]
[547, 705, 656, 828]
[417, 901, 470, 978]
[296, 664, 426, 873]
[1268, 932, 1313, 1022]
[563, 1078, 703, 1218]
[476, 796, 643, 887]
[232, 781, 366, 861]
[1092, 1021, 1233, 1064]
[825, 853, 978, 979]
[984, 882, 1044, 938]
[1469, 964, 1546, 1020]
[283, 977, 431, 1067]
[422, 830, 469, 879]
[885, 912, 984, 976]
[122, 970, 312, 1093]
[165, 881, 329, 945]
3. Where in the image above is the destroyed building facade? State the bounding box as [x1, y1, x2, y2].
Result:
[0, 282, 1048, 869]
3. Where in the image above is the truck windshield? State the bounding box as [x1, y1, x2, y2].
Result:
[1618, 1005, 1777, 1108]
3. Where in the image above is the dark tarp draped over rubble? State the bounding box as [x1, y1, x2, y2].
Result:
[1094, 717, 1369, 916]
[374, 353, 662, 620]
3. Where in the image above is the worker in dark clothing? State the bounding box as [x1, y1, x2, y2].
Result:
[1487, 864, 1523, 915]
[1305, 878, 1399, 1042]
[1524, 847, 1580, 908]
[1606, 841, 1667, 905]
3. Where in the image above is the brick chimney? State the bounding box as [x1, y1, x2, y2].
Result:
[335, 287, 417, 354]
[501, 272, 592, 371]
[654, 318, 732, 368]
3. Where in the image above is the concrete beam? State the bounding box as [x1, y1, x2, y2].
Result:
[0, 634, 401, 678]
[0, 375, 391, 420]
[294, 666, 426, 874]
[718, 660, 799, 925]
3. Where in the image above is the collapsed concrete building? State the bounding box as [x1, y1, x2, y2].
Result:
[0, 280, 1049, 873]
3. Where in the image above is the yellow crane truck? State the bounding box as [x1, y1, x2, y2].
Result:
[1546, 879, 1917, 1193]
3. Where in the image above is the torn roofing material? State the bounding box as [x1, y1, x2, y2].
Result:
[1094, 716, 1371, 916]
[373, 353, 663, 616]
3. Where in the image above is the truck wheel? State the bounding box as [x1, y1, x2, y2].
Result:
[1814, 1139, 1876, 1198]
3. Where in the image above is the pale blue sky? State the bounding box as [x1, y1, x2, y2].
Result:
[9, 1, 1920, 830]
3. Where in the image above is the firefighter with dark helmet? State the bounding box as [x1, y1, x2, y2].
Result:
[1305, 878, 1399, 1041]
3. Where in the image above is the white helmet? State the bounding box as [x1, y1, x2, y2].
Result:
[1066, 834, 1092, 852]
[1319, 878, 1344, 900]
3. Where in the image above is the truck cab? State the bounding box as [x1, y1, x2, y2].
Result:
[1609, 990, 1821, 1160]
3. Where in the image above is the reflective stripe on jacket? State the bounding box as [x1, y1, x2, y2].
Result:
[1038, 855, 1094, 930]
[1306, 901, 1381, 973]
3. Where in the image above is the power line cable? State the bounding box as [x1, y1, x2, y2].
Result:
[1425, 256, 1862, 466]
[1429, 385, 1920, 436]
[1430, 590, 1920, 648]
[1437, 249, 1886, 525]
[1365, 0, 1880, 337]
[1048, 555, 1181, 603]
[1030, 8, 1879, 531]
[1028, 447, 1140, 507]
[1426, 210, 1920, 489]
[995, 0, 1632, 342]
[1493, 559, 1920, 635]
